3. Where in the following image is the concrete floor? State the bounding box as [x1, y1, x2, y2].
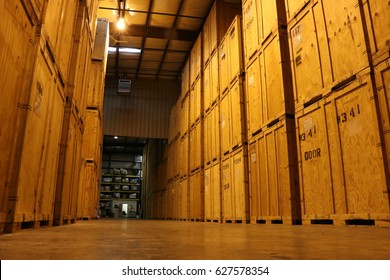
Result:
[0, 218, 389, 260]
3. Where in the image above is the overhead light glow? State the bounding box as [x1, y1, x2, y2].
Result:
[114, 136, 118, 139]
[116, 17, 125, 30]
[108, 47, 141, 54]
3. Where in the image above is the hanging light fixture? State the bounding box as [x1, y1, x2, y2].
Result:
[116, 0, 126, 30]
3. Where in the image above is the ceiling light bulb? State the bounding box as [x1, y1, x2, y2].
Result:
[117, 18, 125, 30]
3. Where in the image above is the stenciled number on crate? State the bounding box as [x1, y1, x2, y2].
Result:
[337, 104, 361, 124]
[299, 125, 317, 141]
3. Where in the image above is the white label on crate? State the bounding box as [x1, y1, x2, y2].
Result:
[303, 117, 313, 131]
[249, 75, 255, 86]
[292, 24, 303, 49]
[251, 153, 257, 163]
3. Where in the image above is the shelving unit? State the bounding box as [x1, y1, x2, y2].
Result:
[99, 146, 143, 218]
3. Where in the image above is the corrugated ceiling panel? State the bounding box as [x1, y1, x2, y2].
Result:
[153, 0, 181, 14]
[103, 78, 180, 139]
[150, 14, 175, 28]
[169, 40, 193, 51]
[144, 38, 168, 49]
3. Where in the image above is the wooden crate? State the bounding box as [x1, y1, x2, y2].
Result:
[362, 0, 390, 66]
[179, 178, 189, 220]
[4, 44, 66, 232]
[189, 123, 203, 173]
[91, 18, 110, 64]
[375, 58, 390, 178]
[218, 16, 244, 95]
[168, 100, 180, 144]
[257, 0, 287, 42]
[258, 28, 294, 126]
[288, 0, 370, 109]
[189, 171, 204, 221]
[248, 115, 301, 225]
[296, 69, 390, 224]
[87, 61, 105, 110]
[242, 0, 260, 64]
[218, 36, 229, 96]
[0, 0, 39, 231]
[179, 134, 189, 179]
[190, 33, 202, 87]
[77, 160, 98, 220]
[204, 104, 221, 165]
[221, 147, 250, 223]
[245, 56, 262, 137]
[202, 0, 242, 67]
[43, 0, 79, 82]
[82, 109, 102, 162]
[189, 77, 202, 127]
[204, 161, 221, 222]
[203, 51, 219, 113]
[181, 59, 190, 97]
[220, 78, 247, 155]
[24, 0, 47, 23]
[179, 93, 189, 136]
[54, 101, 84, 226]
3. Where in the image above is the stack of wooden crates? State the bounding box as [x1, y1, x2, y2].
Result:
[0, 0, 107, 233]
[162, 0, 390, 226]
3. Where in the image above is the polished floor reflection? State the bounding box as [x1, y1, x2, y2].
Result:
[0, 219, 389, 260]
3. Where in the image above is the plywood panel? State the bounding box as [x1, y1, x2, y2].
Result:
[82, 109, 102, 161]
[231, 148, 249, 221]
[204, 162, 221, 221]
[228, 16, 244, 83]
[189, 171, 203, 220]
[0, 0, 38, 229]
[242, 0, 260, 64]
[203, 61, 212, 112]
[179, 135, 189, 178]
[219, 37, 229, 95]
[87, 61, 105, 110]
[221, 157, 233, 221]
[189, 78, 201, 127]
[210, 52, 220, 105]
[210, 105, 221, 161]
[181, 59, 190, 96]
[220, 94, 231, 155]
[230, 79, 246, 149]
[180, 179, 189, 219]
[204, 111, 212, 164]
[246, 57, 262, 137]
[189, 123, 202, 172]
[190, 33, 202, 86]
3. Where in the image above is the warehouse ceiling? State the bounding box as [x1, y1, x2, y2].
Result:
[97, 0, 241, 80]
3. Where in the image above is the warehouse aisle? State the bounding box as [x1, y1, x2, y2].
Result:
[0, 219, 389, 260]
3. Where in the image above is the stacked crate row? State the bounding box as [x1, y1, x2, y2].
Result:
[0, 0, 106, 233]
[162, 0, 243, 222]
[243, 0, 300, 225]
[286, 0, 390, 225]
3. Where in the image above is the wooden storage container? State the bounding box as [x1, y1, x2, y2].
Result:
[257, 0, 287, 42]
[190, 33, 202, 87]
[204, 162, 221, 222]
[77, 160, 98, 220]
[221, 147, 249, 223]
[54, 101, 84, 226]
[189, 123, 203, 173]
[86, 0, 100, 43]
[87, 61, 106, 110]
[375, 57, 390, 162]
[167, 139, 179, 181]
[245, 28, 294, 138]
[189, 78, 202, 127]
[362, 0, 390, 65]
[181, 59, 190, 97]
[296, 69, 390, 224]
[285, 0, 310, 21]
[202, 0, 242, 67]
[203, 52, 219, 113]
[242, 0, 260, 64]
[189, 171, 203, 221]
[82, 109, 102, 162]
[218, 16, 244, 95]
[43, 0, 79, 82]
[288, 0, 370, 109]
[4, 41, 66, 232]
[220, 78, 247, 155]
[179, 178, 189, 220]
[179, 134, 189, 179]
[248, 115, 301, 225]
[204, 104, 221, 165]
[180, 93, 190, 136]
[168, 100, 180, 143]
[0, 0, 39, 231]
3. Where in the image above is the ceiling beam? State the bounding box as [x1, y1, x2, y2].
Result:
[109, 23, 198, 42]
